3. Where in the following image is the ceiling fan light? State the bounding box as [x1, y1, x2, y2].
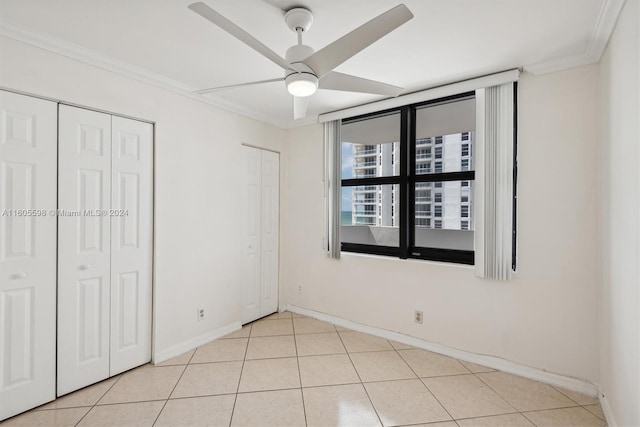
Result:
[286, 73, 318, 97]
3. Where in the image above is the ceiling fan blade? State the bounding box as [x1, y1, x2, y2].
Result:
[303, 4, 413, 78]
[194, 78, 283, 95]
[319, 72, 403, 97]
[188, 2, 293, 71]
[293, 96, 309, 120]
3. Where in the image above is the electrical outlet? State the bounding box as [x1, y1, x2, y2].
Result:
[298, 284, 303, 293]
[198, 308, 205, 321]
[414, 310, 423, 324]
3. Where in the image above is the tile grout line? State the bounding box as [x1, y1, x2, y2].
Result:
[291, 316, 309, 426]
[150, 362, 189, 426]
[334, 327, 386, 427]
[468, 372, 604, 424]
[228, 322, 252, 427]
[163, 346, 199, 417]
[459, 369, 522, 419]
[391, 341, 457, 424]
[72, 374, 124, 426]
[520, 410, 540, 426]
[472, 371, 580, 416]
[519, 404, 609, 424]
[548, 384, 597, 407]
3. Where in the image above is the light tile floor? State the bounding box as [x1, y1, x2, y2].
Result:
[1, 311, 607, 427]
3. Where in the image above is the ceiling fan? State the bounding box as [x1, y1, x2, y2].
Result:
[188, 2, 414, 120]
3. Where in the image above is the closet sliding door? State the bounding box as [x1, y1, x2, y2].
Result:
[0, 91, 57, 420]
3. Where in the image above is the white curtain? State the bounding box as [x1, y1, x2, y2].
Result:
[324, 120, 341, 259]
[474, 83, 515, 280]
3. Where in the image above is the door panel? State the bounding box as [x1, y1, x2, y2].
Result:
[57, 105, 111, 396]
[109, 116, 152, 376]
[77, 277, 104, 362]
[0, 91, 57, 420]
[260, 151, 279, 317]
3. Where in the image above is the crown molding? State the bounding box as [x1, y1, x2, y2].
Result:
[0, 19, 306, 129]
[525, 0, 626, 75]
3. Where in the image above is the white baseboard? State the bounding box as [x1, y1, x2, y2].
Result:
[282, 304, 599, 397]
[152, 321, 241, 364]
[598, 391, 617, 427]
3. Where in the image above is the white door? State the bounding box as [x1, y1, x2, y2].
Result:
[241, 147, 279, 324]
[57, 105, 112, 396]
[259, 150, 279, 318]
[0, 91, 57, 420]
[109, 116, 153, 376]
[242, 146, 261, 324]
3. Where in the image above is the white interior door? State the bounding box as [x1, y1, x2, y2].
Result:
[109, 116, 153, 376]
[0, 91, 57, 420]
[241, 146, 279, 324]
[259, 150, 279, 318]
[242, 146, 261, 324]
[57, 105, 112, 396]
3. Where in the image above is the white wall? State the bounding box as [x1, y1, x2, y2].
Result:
[599, 0, 640, 425]
[283, 66, 601, 383]
[0, 37, 287, 356]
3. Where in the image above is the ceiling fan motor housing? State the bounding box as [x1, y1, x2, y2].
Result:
[285, 44, 318, 96]
[285, 44, 315, 67]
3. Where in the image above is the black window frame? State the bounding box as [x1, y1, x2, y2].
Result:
[340, 92, 476, 265]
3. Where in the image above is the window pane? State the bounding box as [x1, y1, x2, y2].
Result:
[414, 181, 474, 251]
[341, 184, 399, 247]
[415, 98, 475, 174]
[341, 113, 400, 179]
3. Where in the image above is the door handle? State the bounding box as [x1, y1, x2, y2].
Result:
[10, 272, 27, 280]
[79, 264, 91, 270]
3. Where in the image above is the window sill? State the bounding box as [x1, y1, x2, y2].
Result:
[340, 250, 475, 270]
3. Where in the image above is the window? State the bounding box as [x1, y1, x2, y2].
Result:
[340, 94, 475, 264]
[417, 218, 431, 227]
[415, 204, 431, 215]
[462, 143, 469, 157]
[416, 163, 431, 174]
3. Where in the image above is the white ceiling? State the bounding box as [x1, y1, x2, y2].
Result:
[0, 0, 616, 128]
